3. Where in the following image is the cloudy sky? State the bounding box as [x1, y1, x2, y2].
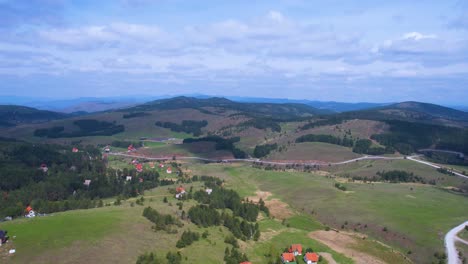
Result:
[1, 0, 468, 104]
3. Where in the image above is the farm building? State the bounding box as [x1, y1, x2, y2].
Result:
[127, 144, 136, 152]
[281, 252, 296, 263]
[175, 186, 186, 199]
[289, 244, 303, 256]
[304, 252, 319, 264]
[126, 176, 132, 181]
[239, 262, 252, 264]
[39, 163, 48, 172]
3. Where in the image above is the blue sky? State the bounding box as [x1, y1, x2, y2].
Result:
[1, 0, 468, 104]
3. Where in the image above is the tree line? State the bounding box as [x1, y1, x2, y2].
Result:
[34, 119, 124, 138]
[155, 120, 208, 136]
[183, 136, 247, 158]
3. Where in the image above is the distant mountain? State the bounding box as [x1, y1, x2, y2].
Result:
[0, 105, 69, 127]
[341, 101, 468, 127]
[224, 96, 390, 112]
[125, 96, 330, 118]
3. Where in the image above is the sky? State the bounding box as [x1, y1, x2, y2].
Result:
[0, 0, 468, 104]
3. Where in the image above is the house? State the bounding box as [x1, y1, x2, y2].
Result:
[239, 262, 252, 264]
[281, 252, 296, 263]
[205, 188, 213, 195]
[126, 176, 132, 181]
[132, 159, 138, 165]
[136, 163, 143, 172]
[304, 252, 319, 264]
[84, 179, 91, 186]
[40, 163, 48, 172]
[72, 147, 79, 153]
[175, 186, 186, 199]
[128, 144, 136, 152]
[104, 145, 111, 152]
[159, 163, 165, 168]
[289, 244, 303, 256]
[166, 167, 172, 174]
[149, 162, 155, 168]
[25, 210, 36, 218]
[26, 206, 33, 213]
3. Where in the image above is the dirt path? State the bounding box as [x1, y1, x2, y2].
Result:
[318, 252, 338, 264]
[445, 221, 468, 264]
[247, 191, 294, 220]
[310, 230, 386, 264]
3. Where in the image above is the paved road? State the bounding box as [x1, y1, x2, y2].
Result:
[445, 221, 468, 264]
[407, 156, 468, 179]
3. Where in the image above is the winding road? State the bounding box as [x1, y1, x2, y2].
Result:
[445, 221, 468, 264]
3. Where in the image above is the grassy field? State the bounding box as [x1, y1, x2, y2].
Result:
[267, 142, 360, 162]
[190, 164, 468, 263]
[325, 158, 468, 188]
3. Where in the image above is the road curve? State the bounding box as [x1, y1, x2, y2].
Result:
[445, 221, 468, 264]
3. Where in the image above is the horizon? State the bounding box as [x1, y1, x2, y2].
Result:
[1, 1, 468, 104]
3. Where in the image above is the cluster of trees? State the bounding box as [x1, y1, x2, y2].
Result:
[300, 117, 345, 130]
[253, 143, 278, 158]
[183, 136, 247, 158]
[136, 251, 182, 264]
[224, 247, 249, 264]
[142, 206, 183, 233]
[155, 120, 208, 136]
[296, 134, 354, 147]
[123, 112, 151, 119]
[239, 118, 282, 132]
[437, 168, 455, 176]
[334, 183, 347, 191]
[370, 120, 468, 156]
[175, 230, 200, 248]
[376, 170, 424, 183]
[188, 186, 262, 241]
[424, 151, 467, 166]
[0, 140, 161, 218]
[352, 139, 394, 155]
[34, 119, 124, 138]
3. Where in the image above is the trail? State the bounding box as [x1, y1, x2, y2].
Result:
[445, 221, 468, 264]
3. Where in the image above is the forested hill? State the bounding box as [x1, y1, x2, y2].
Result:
[122, 96, 330, 119]
[338, 101, 468, 127]
[0, 105, 69, 127]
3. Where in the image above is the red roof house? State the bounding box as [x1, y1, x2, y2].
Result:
[281, 252, 295, 263]
[136, 163, 143, 172]
[240, 262, 252, 264]
[159, 163, 165, 168]
[26, 206, 33, 213]
[72, 147, 79, 153]
[128, 144, 135, 152]
[289, 244, 303, 256]
[166, 167, 172, 174]
[304, 252, 319, 264]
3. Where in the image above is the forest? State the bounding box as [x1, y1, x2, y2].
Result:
[155, 120, 208, 136]
[34, 119, 124, 138]
[0, 139, 160, 218]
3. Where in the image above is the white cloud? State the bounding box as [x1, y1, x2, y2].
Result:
[402, 32, 437, 41]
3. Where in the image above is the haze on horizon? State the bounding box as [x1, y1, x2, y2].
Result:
[1, 0, 468, 105]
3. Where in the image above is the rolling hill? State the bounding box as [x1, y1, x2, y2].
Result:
[0, 105, 69, 127]
[340, 101, 468, 127]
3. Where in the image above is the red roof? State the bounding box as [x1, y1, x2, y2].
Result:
[289, 244, 302, 254]
[128, 144, 134, 150]
[26, 206, 33, 212]
[136, 164, 143, 170]
[305, 252, 319, 262]
[240, 262, 252, 264]
[176, 186, 185, 193]
[282, 252, 295, 262]
[40, 163, 47, 168]
[72, 147, 79, 152]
